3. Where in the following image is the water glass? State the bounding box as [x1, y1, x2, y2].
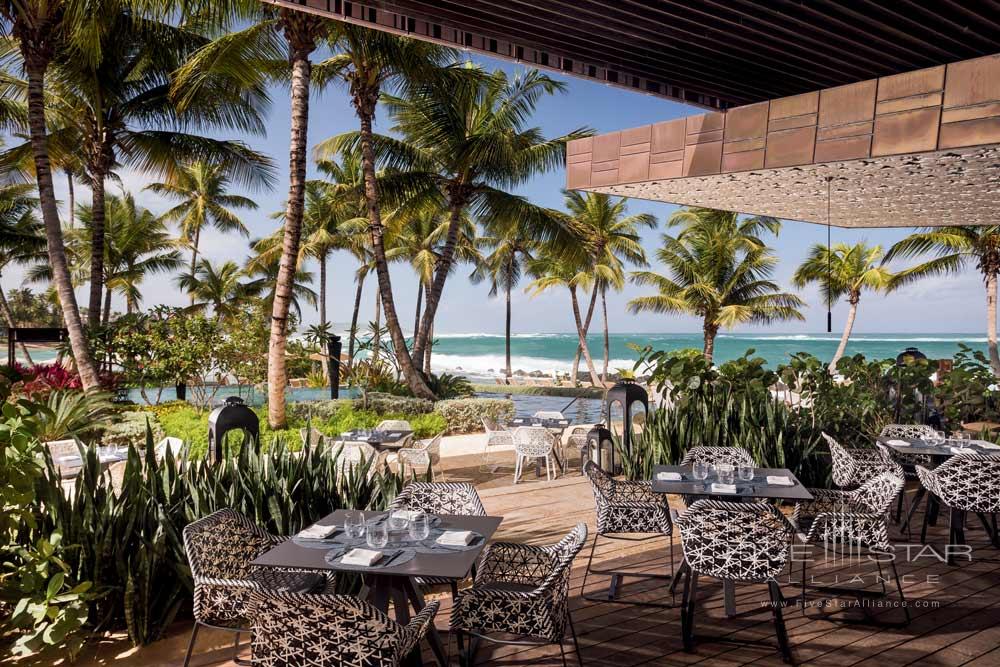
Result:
[692, 460, 709, 481]
[366, 519, 388, 549]
[951, 431, 970, 448]
[738, 463, 755, 482]
[388, 510, 409, 532]
[344, 511, 366, 539]
[408, 513, 430, 542]
[717, 463, 735, 486]
[928, 430, 947, 446]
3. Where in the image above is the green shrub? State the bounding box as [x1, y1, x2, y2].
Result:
[470, 383, 604, 398]
[101, 411, 164, 449]
[434, 398, 514, 433]
[35, 390, 114, 442]
[288, 399, 354, 421]
[356, 392, 434, 415]
[428, 373, 473, 399]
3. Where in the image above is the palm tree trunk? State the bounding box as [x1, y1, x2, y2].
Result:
[348, 273, 364, 368]
[0, 283, 33, 364]
[189, 226, 201, 307]
[988, 271, 1000, 376]
[354, 91, 433, 399]
[570, 286, 602, 386]
[505, 282, 512, 380]
[601, 287, 610, 382]
[88, 173, 106, 328]
[423, 282, 433, 376]
[413, 278, 423, 342]
[413, 197, 463, 363]
[372, 288, 382, 367]
[571, 348, 581, 385]
[66, 170, 74, 228]
[267, 20, 320, 429]
[829, 296, 859, 373]
[102, 286, 112, 326]
[703, 320, 719, 364]
[22, 54, 99, 389]
[319, 251, 329, 380]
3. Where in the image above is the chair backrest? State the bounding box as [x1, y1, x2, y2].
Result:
[874, 443, 906, 480]
[680, 446, 754, 468]
[250, 590, 407, 667]
[512, 426, 553, 456]
[390, 482, 487, 516]
[583, 460, 615, 501]
[376, 419, 412, 432]
[851, 470, 905, 515]
[155, 436, 185, 459]
[923, 453, 1000, 513]
[822, 432, 859, 488]
[676, 500, 794, 583]
[533, 410, 564, 420]
[183, 508, 274, 583]
[300, 427, 325, 448]
[481, 416, 500, 432]
[538, 523, 588, 595]
[880, 424, 937, 440]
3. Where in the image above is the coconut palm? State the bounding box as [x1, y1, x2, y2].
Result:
[147, 161, 258, 304]
[243, 254, 317, 323]
[471, 229, 537, 381]
[566, 191, 656, 381]
[323, 65, 586, 390]
[885, 227, 1000, 375]
[0, 182, 44, 362]
[628, 207, 804, 363]
[176, 258, 256, 322]
[793, 242, 898, 373]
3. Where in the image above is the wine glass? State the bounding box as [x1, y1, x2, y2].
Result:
[344, 511, 365, 540]
[738, 463, 755, 482]
[366, 519, 388, 549]
[388, 510, 409, 532]
[717, 463, 735, 486]
[692, 460, 709, 481]
[408, 513, 430, 542]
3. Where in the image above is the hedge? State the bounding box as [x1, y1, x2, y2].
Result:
[433, 398, 515, 434]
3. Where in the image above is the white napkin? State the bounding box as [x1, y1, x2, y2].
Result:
[394, 509, 423, 522]
[766, 475, 794, 486]
[57, 455, 81, 463]
[341, 548, 383, 566]
[437, 530, 475, 546]
[887, 439, 910, 447]
[710, 483, 738, 494]
[297, 523, 338, 539]
[949, 447, 968, 455]
[656, 471, 682, 481]
[972, 440, 1000, 450]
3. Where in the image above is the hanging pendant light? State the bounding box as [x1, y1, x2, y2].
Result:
[825, 176, 833, 334]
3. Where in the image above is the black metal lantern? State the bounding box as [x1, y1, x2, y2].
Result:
[327, 334, 342, 399]
[605, 378, 649, 460]
[207, 396, 260, 463]
[586, 424, 616, 474]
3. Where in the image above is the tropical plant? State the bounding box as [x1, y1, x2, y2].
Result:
[628, 207, 805, 363]
[146, 160, 258, 304]
[175, 259, 256, 321]
[793, 242, 899, 372]
[34, 390, 113, 442]
[565, 191, 655, 381]
[0, 183, 44, 362]
[427, 372, 474, 399]
[885, 226, 1000, 376]
[243, 253, 317, 321]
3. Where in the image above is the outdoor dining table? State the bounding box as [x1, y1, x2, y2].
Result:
[55, 448, 127, 477]
[652, 464, 813, 618]
[335, 429, 414, 450]
[252, 509, 502, 666]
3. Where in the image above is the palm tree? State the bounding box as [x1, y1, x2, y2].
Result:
[471, 229, 536, 381]
[885, 227, 1000, 375]
[0, 182, 44, 362]
[527, 251, 603, 386]
[176, 258, 256, 322]
[793, 242, 898, 373]
[147, 161, 258, 305]
[566, 191, 656, 381]
[323, 66, 587, 389]
[244, 252, 318, 323]
[628, 207, 805, 363]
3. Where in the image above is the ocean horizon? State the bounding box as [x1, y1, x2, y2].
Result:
[423, 332, 988, 378]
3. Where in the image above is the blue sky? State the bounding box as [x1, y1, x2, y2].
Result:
[14, 52, 986, 335]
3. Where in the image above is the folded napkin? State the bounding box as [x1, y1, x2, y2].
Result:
[298, 523, 338, 540]
[949, 446, 970, 455]
[57, 454, 82, 463]
[887, 439, 910, 447]
[972, 440, 1000, 450]
[710, 483, 738, 494]
[766, 475, 794, 486]
[437, 530, 475, 546]
[341, 548, 383, 566]
[394, 509, 423, 522]
[656, 471, 682, 481]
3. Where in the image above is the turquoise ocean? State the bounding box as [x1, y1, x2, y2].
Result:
[428, 333, 988, 379]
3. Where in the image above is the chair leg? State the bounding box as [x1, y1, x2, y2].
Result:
[768, 581, 794, 664]
[455, 629, 466, 667]
[579, 533, 599, 597]
[681, 569, 698, 652]
[183, 623, 200, 667]
[559, 641, 568, 667]
[513, 455, 521, 484]
[546, 455, 552, 482]
[890, 558, 912, 626]
[568, 611, 584, 666]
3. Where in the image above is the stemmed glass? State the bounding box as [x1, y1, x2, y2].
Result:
[408, 513, 430, 542]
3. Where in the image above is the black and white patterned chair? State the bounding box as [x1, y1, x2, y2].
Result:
[581, 461, 675, 606]
[916, 453, 1000, 563]
[879, 424, 936, 472]
[451, 523, 588, 666]
[793, 471, 910, 626]
[182, 509, 332, 667]
[823, 432, 889, 489]
[675, 500, 796, 663]
[249, 589, 439, 666]
[680, 446, 755, 468]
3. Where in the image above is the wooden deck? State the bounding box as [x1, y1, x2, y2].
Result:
[44, 463, 1000, 667]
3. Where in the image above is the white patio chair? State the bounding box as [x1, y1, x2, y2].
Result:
[375, 419, 412, 432]
[155, 436, 185, 460]
[533, 410, 565, 421]
[481, 417, 514, 472]
[513, 426, 557, 484]
[392, 432, 445, 480]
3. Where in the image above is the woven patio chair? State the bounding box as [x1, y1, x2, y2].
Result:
[793, 471, 909, 626]
[481, 417, 514, 472]
[249, 589, 438, 667]
[392, 432, 445, 480]
[451, 523, 588, 667]
[181, 509, 333, 667]
[581, 461, 675, 607]
[675, 500, 797, 663]
[513, 426, 557, 483]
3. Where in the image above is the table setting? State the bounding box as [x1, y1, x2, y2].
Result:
[651, 463, 811, 501]
[880, 432, 1000, 457]
[335, 428, 413, 448]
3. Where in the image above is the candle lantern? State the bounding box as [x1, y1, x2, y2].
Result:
[207, 396, 260, 463]
[605, 378, 649, 461]
[587, 424, 616, 474]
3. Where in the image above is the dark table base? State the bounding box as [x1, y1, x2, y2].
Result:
[360, 574, 448, 666]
